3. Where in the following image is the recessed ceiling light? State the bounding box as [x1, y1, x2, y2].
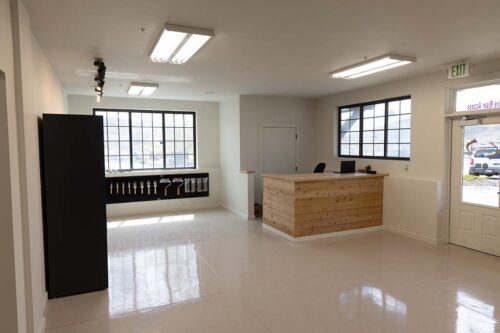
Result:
[149, 24, 214, 64]
[127, 82, 159, 97]
[329, 54, 416, 79]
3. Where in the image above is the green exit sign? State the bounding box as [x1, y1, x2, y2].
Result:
[448, 62, 470, 79]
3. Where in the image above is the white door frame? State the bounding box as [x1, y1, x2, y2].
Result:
[444, 78, 500, 244]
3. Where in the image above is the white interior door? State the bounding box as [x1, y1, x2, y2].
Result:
[450, 116, 500, 256]
[257, 126, 297, 203]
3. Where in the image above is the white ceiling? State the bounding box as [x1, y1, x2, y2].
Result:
[24, 0, 500, 101]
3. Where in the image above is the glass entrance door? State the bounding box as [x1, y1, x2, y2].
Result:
[450, 116, 500, 256]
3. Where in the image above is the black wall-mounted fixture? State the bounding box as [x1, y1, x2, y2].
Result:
[94, 58, 106, 103]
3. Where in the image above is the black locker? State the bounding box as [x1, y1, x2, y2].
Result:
[40, 114, 108, 298]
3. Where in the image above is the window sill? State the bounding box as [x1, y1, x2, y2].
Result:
[105, 168, 199, 178]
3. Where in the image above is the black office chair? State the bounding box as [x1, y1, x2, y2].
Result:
[313, 162, 326, 173]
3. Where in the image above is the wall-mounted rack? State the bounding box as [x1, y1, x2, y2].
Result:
[105, 173, 209, 204]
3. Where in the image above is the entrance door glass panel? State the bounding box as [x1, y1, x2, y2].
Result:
[462, 124, 500, 208]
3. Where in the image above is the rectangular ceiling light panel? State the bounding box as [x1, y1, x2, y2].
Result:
[127, 82, 159, 97]
[149, 24, 214, 64]
[329, 55, 416, 79]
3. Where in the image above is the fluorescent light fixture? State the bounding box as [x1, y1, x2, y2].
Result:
[329, 54, 416, 79]
[127, 82, 159, 97]
[149, 24, 214, 64]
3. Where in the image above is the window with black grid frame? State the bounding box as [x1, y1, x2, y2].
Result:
[338, 96, 411, 160]
[94, 109, 196, 171]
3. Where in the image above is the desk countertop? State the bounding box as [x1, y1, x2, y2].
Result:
[262, 172, 388, 182]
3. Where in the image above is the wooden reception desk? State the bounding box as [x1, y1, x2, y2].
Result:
[263, 173, 387, 238]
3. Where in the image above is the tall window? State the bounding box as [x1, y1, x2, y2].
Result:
[339, 96, 411, 160]
[95, 109, 196, 171]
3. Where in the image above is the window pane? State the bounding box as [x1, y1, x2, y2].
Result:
[400, 144, 410, 158]
[165, 155, 175, 168]
[350, 144, 359, 156]
[341, 132, 350, 143]
[143, 142, 153, 156]
[175, 154, 185, 168]
[388, 115, 399, 129]
[363, 105, 374, 118]
[133, 155, 144, 169]
[185, 128, 194, 141]
[174, 114, 184, 127]
[153, 128, 163, 141]
[175, 142, 185, 153]
[108, 142, 119, 155]
[185, 141, 194, 154]
[388, 130, 399, 143]
[165, 114, 174, 127]
[375, 103, 385, 117]
[388, 101, 400, 115]
[120, 142, 129, 155]
[103, 142, 108, 155]
[374, 117, 385, 130]
[165, 128, 174, 141]
[341, 121, 350, 132]
[374, 144, 384, 156]
[350, 119, 360, 131]
[119, 127, 129, 140]
[340, 144, 349, 155]
[118, 112, 129, 126]
[120, 156, 130, 170]
[185, 155, 195, 167]
[109, 156, 120, 170]
[165, 141, 175, 154]
[132, 142, 143, 155]
[154, 155, 164, 168]
[387, 144, 399, 157]
[363, 118, 374, 131]
[131, 113, 142, 126]
[175, 127, 184, 141]
[400, 129, 411, 143]
[374, 131, 385, 143]
[153, 113, 163, 127]
[363, 144, 374, 156]
[341, 109, 350, 120]
[142, 113, 152, 127]
[144, 154, 153, 169]
[107, 112, 118, 126]
[350, 132, 359, 144]
[400, 99, 411, 114]
[350, 107, 360, 119]
[400, 114, 411, 128]
[108, 127, 119, 141]
[143, 127, 153, 141]
[153, 141, 163, 155]
[132, 127, 142, 141]
[184, 114, 194, 127]
[363, 131, 374, 143]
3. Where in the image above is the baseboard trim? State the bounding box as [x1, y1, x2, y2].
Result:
[222, 205, 252, 220]
[382, 225, 439, 244]
[37, 292, 48, 333]
[262, 223, 383, 242]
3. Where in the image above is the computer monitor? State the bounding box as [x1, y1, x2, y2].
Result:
[334, 160, 356, 174]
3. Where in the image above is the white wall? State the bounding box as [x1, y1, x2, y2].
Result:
[219, 97, 254, 218]
[239, 95, 316, 203]
[314, 58, 500, 243]
[67, 95, 222, 217]
[10, 1, 67, 332]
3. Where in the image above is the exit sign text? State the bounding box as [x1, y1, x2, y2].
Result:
[448, 62, 470, 79]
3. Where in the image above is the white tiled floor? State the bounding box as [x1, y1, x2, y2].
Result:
[45, 209, 500, 332]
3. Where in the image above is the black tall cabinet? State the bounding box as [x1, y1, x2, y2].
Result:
[40, 114, 108, 298]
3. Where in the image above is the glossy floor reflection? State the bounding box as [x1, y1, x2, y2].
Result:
[45, 209, 500, 332]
